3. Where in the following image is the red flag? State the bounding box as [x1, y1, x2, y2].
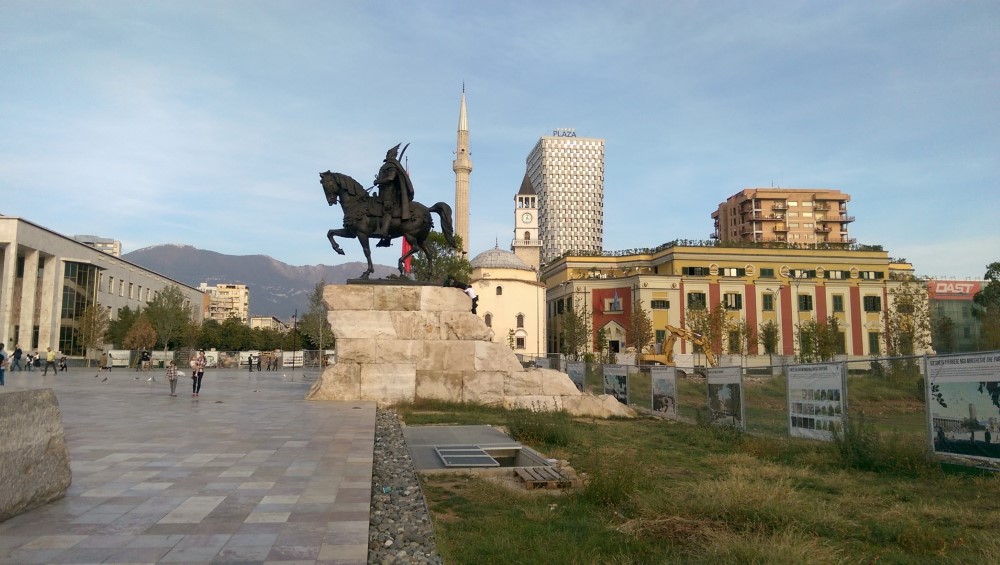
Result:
[401, 238, 412, 273]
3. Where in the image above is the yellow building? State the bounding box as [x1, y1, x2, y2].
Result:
[249, 316, 287, 332]
[712, 188, 854, 245]
[470, 247, 546, 358]
[542, 241, 922, 362]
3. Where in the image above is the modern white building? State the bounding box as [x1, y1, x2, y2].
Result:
[1, 217, 204, 356]
[72, 234, 122, 257]
[525, 129, 605, 263]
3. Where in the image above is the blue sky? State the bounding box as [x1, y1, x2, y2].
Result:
[3, 1, 997, 279]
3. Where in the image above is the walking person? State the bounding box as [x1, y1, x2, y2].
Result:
[11, 344, 22, 371]
[59, 355, 68, 372]
[42, 347, 57, 375]
[192, 350, 206, 397]
[256, 354, 262, 372]
[25, 352, 34, 372]
[98, 351, 108, 375]
[0, 343, 7, 386]
[248, 354, 254, 372]
[165, 360, 179, 397]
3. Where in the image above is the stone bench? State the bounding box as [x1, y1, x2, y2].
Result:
[0, 389, 72, 523]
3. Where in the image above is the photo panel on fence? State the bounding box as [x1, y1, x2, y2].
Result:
[787, 362, 846, 441]
[705, 366, 744, 429]
[651, 366, 678, 418]
[926, 352, 1000, 462]
[603, 364, 629, 405]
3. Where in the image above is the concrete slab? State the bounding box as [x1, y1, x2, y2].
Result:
[402, 425, 520, 471]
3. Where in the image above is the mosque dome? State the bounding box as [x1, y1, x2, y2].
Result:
[470, 247, 533, 271]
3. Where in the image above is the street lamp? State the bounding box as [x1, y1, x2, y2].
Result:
[291, 309, 298, 371]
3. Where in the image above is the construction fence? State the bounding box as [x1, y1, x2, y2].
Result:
[519, 351, 1000, 465]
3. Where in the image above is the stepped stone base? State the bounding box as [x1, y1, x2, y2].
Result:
[0, 389, 72, 523]
[306, 284, 635, 419]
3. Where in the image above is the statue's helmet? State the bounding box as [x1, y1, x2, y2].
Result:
[385, 143, 401, 161]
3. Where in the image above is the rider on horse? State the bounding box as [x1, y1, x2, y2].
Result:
[372, 143, 414, 247]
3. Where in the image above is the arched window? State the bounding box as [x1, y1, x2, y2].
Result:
[516, 314, 525, 328]
[496, 286, 503, 296]
[524, 231, 531, 241]
[484, 313, 492, 327]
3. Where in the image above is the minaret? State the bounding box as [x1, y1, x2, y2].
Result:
[453, 86, 473, 256]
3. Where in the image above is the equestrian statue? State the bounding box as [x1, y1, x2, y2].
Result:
[321, 143, 457, 279]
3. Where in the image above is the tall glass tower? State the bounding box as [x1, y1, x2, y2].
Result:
[525, 129, 605, 263]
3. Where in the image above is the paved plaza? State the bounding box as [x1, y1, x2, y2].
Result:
[0, 367, 375, 564]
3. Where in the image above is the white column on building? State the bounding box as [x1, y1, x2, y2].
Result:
[0, 244, 18, 346]
[37, 255, 61, 349]
[18, 248, 39, 348]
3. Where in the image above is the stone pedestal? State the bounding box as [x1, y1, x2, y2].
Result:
[0, 389, 72, 523]
[307, 284, 635, 418]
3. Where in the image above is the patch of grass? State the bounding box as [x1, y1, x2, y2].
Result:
[505, 407, 573, 447]
[405, 401, 999, 563]
[831, 414, 935, 476]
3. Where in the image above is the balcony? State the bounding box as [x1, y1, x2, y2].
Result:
[510, 239, 542, 247]
[815, 226, 831, 233]
[710, 232, 719, 239]
[771, 203, 788, 210]
[817, 215, 855, 223]
[773, 224, 789, 232]
[813, 203, 831, 211]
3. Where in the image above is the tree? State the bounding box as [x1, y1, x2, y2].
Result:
[758, 320, 781, 356]
[728, 318, 755, 361]
[883, 277, 932, 358]
[123, 316, 157, 352]
[931, 314, 956, 354]
[298, 281, 334, 351]
[198, 319, 223, 349]
[973, 262, 1000, 350]
[686, 305, 728, 359]
[410, 232, 470, 284]
[625, 299, 654, 358]
[144, 285, 193, 353]
[559, 302, 591, 361]
[796, 316, 843, 363]
[107, 305, 140, 348]
[78, 303, 110, 366]
[219, 316, 252, 351]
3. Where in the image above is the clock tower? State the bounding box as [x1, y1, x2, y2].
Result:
[511, 173, 541, 271]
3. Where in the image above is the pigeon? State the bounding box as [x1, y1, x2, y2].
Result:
[101, 376, 108, 382]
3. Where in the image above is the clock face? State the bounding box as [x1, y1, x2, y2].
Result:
[521, 213, 532, 223]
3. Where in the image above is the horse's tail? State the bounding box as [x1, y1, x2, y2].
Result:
[430, 202, 458, 249]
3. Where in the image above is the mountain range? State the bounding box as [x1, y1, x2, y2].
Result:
[123, 244, 396, 320]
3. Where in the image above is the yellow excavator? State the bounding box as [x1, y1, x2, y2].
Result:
[639, 324, 718, 368]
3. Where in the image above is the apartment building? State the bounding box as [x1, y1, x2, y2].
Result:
[199, 283, 250, 323]
[712, 188, 854, 245]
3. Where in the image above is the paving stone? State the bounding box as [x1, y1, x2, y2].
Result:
[0, 370, 375, 564]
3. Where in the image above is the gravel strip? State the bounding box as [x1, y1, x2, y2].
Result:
[369, 407, 443, 565]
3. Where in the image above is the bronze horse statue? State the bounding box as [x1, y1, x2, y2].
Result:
[320, 171, 457, 279]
